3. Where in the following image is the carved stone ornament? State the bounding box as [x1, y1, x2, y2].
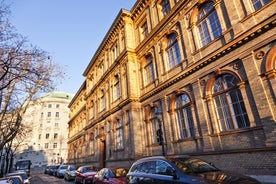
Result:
[233, 62, 241, 70]
[200, 79, 206, 86]
[255, 50, 265, 60]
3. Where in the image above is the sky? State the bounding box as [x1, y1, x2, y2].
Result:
[6, 0, 136, 95]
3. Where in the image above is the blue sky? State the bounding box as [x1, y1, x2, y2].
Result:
[7, 0, 136, 94]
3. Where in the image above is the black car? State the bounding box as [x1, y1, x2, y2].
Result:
[127, 155, 261, 184]
[48, 165, 60, 176]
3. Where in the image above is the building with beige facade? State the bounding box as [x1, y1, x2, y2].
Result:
[14, 91, 73, 167]
[68, 0, 276, 175]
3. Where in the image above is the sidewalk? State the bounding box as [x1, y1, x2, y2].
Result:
[248, 175, 276, 184]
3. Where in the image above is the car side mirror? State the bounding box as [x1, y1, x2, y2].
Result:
[166, 167, 178, 179]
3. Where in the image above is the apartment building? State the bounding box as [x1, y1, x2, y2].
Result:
[68, 0, 276, 175]
[14, 91, 73, 167]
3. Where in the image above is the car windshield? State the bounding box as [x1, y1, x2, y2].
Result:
[169, 157, 219, 173]
[84, 166, 97, 172]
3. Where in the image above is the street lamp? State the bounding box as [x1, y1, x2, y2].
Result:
[155, 107, 166, 156]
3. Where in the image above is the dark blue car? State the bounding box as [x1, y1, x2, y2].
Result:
[127, 155, 260, 184]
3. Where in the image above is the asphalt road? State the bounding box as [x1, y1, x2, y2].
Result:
[29, 171, 74, 184]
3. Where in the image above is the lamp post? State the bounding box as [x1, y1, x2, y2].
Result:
[155, 107, 165, 156]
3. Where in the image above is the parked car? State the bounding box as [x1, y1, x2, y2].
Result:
[64, 165, 77, 181]
[93, 167, 128, 184]
[44, 165, 50, 174]
[5, 175, 24, 184]
[49, 165, 60, 176]
[6, 171, 30, 184]
[75, 165, 99, 184]
[126, 155, 261, 184]
[56, 165, 68, 178]
[0, 178, 13, 184]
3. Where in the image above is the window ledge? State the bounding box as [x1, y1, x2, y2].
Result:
[172, 136, 203, 143]
[209, 126, 263, 137]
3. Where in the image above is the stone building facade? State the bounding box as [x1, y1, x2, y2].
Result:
[68, 0, 276, 175]
[14, 91, 73, 167]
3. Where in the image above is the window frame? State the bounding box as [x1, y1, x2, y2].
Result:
[161, 0, 171, 17]
[174, 93, 195, 139]
[149, 110, 160, 144]
[212, 74, 250, 132]
[114, 75, 121, 100]
[166, 33, 182, 70]
[251, 0, 272, 11]
[115, 119, 124, 150]
[196, 2, 222, 48]
[143, 55, 155, 86]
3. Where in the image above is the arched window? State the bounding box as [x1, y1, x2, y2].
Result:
[166, 33, 181, 70]
[251, 0, 271, 11]
[212, 74, 250, 131]
[174, 94, 195, 139]
[143, 55, 155, 86]
[197, 2, 222, 47]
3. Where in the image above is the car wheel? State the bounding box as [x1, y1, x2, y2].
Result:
[74, 178, 78, 184]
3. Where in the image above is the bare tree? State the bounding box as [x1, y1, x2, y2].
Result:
[0, 1, 63, 152]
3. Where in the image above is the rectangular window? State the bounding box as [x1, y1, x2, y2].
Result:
[111, 45, 118, 62]
[161, 0, 171, 16]
[56, 104, 60, 108]
[140, 21, 148, 40]
[47, 112, 51, 117]
[114, 75, 120, 100]
[55, 112, 59, 117]
[55, 122, 59, 126]
[90, 105, 94, 119]
[100, 91, 105, 111]
[116, 120, 124, 150]
[46, 133, 50, 139]
[54, 133, 58, 139]
[53, 143, 57, 148]
[99, 62, 104, 76]
[38, 134, 41, 140]
[144, 62, 155, 85]
[252, 0, 271, 10]
[48, 104, 52, 108]
[45, 143, 48, 149]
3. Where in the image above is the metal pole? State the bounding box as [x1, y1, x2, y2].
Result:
[158, 119, 165, 156]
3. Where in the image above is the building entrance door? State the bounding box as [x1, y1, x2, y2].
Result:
[99, 139, 106, 168]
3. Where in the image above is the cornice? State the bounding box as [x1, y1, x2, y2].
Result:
[83, 10, 131, 77]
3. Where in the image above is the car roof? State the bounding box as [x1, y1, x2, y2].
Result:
[134, 155, 191, 163]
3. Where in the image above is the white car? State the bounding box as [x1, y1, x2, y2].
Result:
[6, 171, 30, 184]
[56, 165, 68, 178]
